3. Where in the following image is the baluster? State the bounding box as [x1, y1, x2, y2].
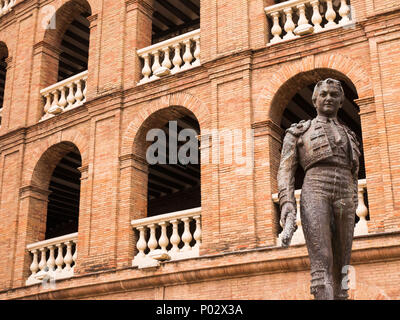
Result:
[283, 7, 296, 40]
[293, 191, 305, 244]
[147, 224, 158, 253]
[58, 87, 67, 109]
[3, 0, 9, 13]
[29, 249, 39, 277]
[297, 4, 309, 27]
[171, 43, 182, 74]
[169, 219, 181, 254]
[47, 245, 56, 272]
[158, 222, 169, 253]
[151, 50, 161, 80]
[38, 247, 47, 272]
[270, 12, 282, 44]
[43, 92, 51, 116]
[136, 226, 147, 258]
[82, 78, 87, 103]
[55, 243, 64, 272]
[193, 215, 202, 250]
[49, 90, 63, 115]
[161, 47, 172, 70]
[339, 0, 351, 25]
[192, 36, 200, 67]
[66, 82, 75, 109]
[74, 80, 83, 106]
[140, 53, 151, 83]
[72, 242, 77, 269]
[64, 241, 73, 272]
[311, 0, 323, 31]
[294, 3, 314, 35]
[181, 39, 193, 70]
[181, 217, 192, 252]
[325, 0, 337, 28]
[355, 185, 369, 236]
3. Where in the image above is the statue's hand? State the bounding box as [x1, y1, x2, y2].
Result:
[280, 202, 296, 228]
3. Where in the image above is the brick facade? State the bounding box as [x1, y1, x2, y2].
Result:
[0, 0, 400, 299]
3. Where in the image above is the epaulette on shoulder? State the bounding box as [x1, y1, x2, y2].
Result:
[286, 119, 311, 137]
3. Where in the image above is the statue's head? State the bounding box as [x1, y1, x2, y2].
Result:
[312, 78, 345, 118]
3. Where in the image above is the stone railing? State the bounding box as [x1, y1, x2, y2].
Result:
[0, 0, 16, 17]
[272, 179, 368, 246]
[40, 70, 88, 122]
[137, 29, 200, 85]
[26, 232, 78, 285]
[265, 0, 352, 45]
[131, 207, 201, 268]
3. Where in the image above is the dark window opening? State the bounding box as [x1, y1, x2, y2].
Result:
[58, 11, 91, 82]
[0, 43, 8, 126]
[45, 151, 82, 239]
[151, 0, 200, 44]
[147, 113, 201, 217]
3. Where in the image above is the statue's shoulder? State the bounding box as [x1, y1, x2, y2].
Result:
[285, 119, 312, 137]
[340, 122, 360, 147]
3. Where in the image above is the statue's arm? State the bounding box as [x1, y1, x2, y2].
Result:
[277, 132, 299, 211]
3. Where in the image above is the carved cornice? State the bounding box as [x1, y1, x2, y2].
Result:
[119, 153, 148, 171]
[355, 96, 376, 116]
[78, 165, 89, 180]
[19, 185, 51, 201]
[87, 14, 98, 29]
[125, 0, 154, 18]
[33, 41, 61, 59]
[252, 119, 283, 142]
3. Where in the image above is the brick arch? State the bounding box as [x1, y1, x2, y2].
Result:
[121, 92, 210, 157]
[254, 53, 374, 124]
[25, 133, 88, 190]
[39, 0, 94, 49]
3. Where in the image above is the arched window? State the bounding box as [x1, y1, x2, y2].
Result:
[145, 107, 201, 217]
[40, 1, 92, 120]
[45, 148, 82, 239]
[57, 9, 91, 82]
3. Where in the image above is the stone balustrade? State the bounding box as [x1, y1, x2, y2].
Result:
[0, 0, 16, 17]
[131, 207, 201, 268]
[265, 0, 352, 45]
[40, 70, 88, 122]
[272, 179, 368, 246]
[26, 232, 78, 285]
[137, 29, 200, 85]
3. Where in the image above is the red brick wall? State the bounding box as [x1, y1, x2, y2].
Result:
[0, 0, 400, 298]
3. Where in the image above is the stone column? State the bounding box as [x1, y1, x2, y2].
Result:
[28, 41, 61, 124]
[123, 0, 155, 89]
[356, 96, 386, 233]
[12, 186, 51, 288]
[116, 154, 148, 268]
[73, 164, 89, 276]
[85, 14, 99, 101]
[197, 133, 216, 255]
[252, 120, 284, 247]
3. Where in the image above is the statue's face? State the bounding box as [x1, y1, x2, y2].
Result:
[314, 83, 343, 117]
